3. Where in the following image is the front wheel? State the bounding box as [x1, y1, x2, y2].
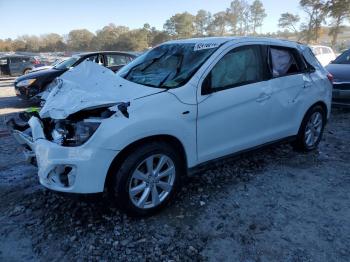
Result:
[111, 142, 183, 216]
[293, 105, 326, 151]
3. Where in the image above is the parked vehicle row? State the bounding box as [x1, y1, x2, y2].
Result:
[8, 37, 333, 216]
[326, 48, 350, 107]
[0, 55, 45, 76]
[14, 51, 136, 100]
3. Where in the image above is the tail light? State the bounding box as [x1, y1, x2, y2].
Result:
[31, 59, 40, 65]
[327, 73, 333, 83]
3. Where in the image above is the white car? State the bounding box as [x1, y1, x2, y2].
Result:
[310, 45, 336, 67]
[11, 37, 333, 216]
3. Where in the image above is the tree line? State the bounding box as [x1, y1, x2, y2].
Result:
[0, 0, 349, 53]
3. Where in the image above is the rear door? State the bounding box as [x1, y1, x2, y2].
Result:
[9, 57, 22, 75]
[267, 46, 307, 138]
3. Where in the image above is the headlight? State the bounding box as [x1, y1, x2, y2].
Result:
[51, 120, 100, 146]
[17, 79, 36, 87]
[70, 120, 100, 146]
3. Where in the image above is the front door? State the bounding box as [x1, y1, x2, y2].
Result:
[197, 44, 275, 163]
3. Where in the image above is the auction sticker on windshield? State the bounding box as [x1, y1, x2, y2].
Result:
[194, 42, 220, 51]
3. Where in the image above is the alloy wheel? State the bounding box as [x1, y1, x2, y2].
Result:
[128, 154, 176, 209]
[304, 111, 323, 147]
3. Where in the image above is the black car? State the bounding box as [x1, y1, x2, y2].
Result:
[326, 49, 350, 107]
[14, 51, 136, 100]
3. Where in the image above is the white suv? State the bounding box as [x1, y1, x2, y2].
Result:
[11, 37, 333, 216]
[310, 45, 336, 67]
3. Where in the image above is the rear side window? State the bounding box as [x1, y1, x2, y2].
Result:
[10, 57, 21, 63]
[270, 47, 302, 77]
[106, 54, 128, 66]
[209, 45, 264, 90]
[333, 50, 350, 64]
[83, 55, 103, 65]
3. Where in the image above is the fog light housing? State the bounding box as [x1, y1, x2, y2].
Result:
[47, 165, 75, 188]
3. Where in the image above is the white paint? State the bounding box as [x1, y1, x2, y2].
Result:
[13, 37, 332, 194]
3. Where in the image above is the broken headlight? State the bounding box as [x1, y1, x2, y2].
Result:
[51, 119, 100, 146]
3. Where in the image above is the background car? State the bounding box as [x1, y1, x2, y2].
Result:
[14, 51, 136, 100]
[326, 49, 350, 107]
[310, 45, 336, 67]
[0, 55, 44, 76]
[28, 57, 70, 73]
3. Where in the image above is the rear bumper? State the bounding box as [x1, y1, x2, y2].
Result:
[332, 88, 350, 107]
[9, 116, 118, 193]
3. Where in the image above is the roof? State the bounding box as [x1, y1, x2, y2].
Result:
[76, 51, 137, 57]
[166, 36, 304, 48]
[0, 54, 32, 58]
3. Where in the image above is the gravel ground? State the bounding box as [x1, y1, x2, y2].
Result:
[0, 80, 349, 261]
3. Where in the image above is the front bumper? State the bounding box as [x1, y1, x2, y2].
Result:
[10, 116, 118, 193]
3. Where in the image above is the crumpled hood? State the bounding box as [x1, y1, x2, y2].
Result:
[40, 61, 161, 119]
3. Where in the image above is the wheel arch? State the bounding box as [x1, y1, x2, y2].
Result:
[104, 134, 188, 190]
[308, 101, 328, 120]
[297, 100, 328, 134]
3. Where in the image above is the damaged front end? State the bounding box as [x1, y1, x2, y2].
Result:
[6, 61, 160, 193]
[7, 103, 124, 192]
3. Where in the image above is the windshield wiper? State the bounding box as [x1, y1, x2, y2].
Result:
[158, 72, 172, 88]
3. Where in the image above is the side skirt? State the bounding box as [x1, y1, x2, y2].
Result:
[188, 136, 297, 176]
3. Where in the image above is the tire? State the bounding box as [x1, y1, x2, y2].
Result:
[23, 69, 31, 75]
[111, 141, 183, 216]
[293, 105, 326, 152]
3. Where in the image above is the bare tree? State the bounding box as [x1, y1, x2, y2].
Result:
[250, 0, 267, 35]
[325, 0, 350, 47]
[300, 0, 328, 43]
[278, 13, 301, 34]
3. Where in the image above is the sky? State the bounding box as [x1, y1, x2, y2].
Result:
[0, 0, 302, 39]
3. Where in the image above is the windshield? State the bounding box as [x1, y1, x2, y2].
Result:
[118, 43, 220, 88]
[54, 56, 80, 70]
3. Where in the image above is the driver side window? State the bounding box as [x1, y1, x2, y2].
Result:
[209, 45, 264, 91]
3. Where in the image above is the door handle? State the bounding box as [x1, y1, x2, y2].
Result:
[256, 93, 271, 102]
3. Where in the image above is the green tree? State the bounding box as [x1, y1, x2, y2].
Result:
[164, 12, 195, 39]
[325, 0, 350, 47]
[41, 33, 65, 51]
[250, 0, 267, 35]
[194, 9, 212, 36]
[278, 13, 300, 34]
[67, 29, 94, 51]
[208, 11, 227, 36]
[92, 24, 129, 50]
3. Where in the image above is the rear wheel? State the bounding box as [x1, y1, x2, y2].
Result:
[293, 105, 326, 151]
[23, 69, 31, 75]
[111, 142, 183, 216]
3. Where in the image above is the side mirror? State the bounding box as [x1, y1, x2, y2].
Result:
[201, 73, 212, 95]
[0, 59, 8, 65]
